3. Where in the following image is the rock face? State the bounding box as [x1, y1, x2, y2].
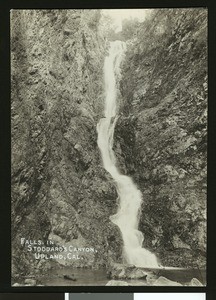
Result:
[115, 9, 207, 268]
[11, 9, 123, 278]
[11, 8, 207, 281]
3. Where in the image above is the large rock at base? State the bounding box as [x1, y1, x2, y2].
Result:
[24, 278, 37, 286]
[146, 273, 159, 285]
[106, 280, 129, 286]
[107, 263, 149, 280]
[107, 263, 133, 278]
[12, 283, 22, 287]
[129, 268, 148, 279]
[153, 276, 182, 286]
[189, 278, 203, 286]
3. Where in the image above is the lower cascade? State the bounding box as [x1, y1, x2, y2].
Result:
[97, 41, 159, 268]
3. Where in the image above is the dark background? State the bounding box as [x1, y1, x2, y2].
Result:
[0, 294, 64, 300]
[0, 0, 215, 296]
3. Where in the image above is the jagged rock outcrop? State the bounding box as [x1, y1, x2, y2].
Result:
[115, 8, 207, 268]
[11, 9, 123, 279]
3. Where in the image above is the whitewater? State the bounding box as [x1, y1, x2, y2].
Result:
[97, 41, 158, 268]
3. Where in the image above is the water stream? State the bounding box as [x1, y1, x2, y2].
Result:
[97, 41, 158, 268]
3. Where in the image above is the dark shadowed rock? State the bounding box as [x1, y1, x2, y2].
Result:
[63, 274, 77, 281]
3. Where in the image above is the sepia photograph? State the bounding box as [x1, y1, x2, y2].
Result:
[11, 8, 207, 287]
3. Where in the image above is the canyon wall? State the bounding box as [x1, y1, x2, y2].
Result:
[115, 8, 207, 268]
[11, 10, 122, 279]
[11, 8, 207, 281]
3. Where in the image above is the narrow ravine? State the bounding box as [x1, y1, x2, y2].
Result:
[97, 41, 159, 268]
[11, 9, 207, 285]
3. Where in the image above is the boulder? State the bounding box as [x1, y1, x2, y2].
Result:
[106, 280, 129, 286]
[146, 273, 159, 285]
[107, 263, 149, 280]
[63, 274, 77, 281]
[12, 283, 22, 287]
[189, 277, 203, 286]
[129, 269, 148, 279]
[153, 276, 182, 286]
[24, 278, 37, 286]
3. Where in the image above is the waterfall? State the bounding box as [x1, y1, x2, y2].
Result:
[97, 41, 158, 268]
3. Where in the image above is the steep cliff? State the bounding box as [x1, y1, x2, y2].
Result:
[11, 8, 207, 283]
[11, 10, 122, 279]
[115, 8, 207, 268]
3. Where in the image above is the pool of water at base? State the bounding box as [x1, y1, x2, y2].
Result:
[25, 266, 205, 286]
[38, 267, 110, 286]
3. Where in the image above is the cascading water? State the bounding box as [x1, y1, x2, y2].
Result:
[97, 41, 158, 268]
